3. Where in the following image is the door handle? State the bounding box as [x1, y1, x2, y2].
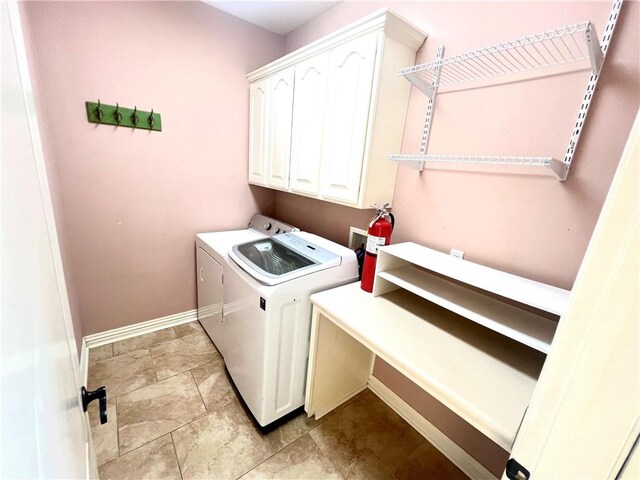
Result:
[200, 267, 204, 282]
[81, 386, 107, 424]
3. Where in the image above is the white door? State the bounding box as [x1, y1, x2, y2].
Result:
[265, 68, 294, 190]
[196, 247, 224, 355]
[320, 33, 378, 205]
[1, 2, 94, 478]
[248, 79, 268, 185]
[505, 112, 640, 479]
[289, 53, 329, 196]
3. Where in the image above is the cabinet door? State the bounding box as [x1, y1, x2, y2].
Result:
[196, 247, 224, 354]
[248, 79, 268, 185]
[265, 68, 294, 190]
[289, 54, 329, 196]
[320, 33, 378, 205]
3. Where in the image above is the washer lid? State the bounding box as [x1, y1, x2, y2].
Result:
[229, 233, 340, 285]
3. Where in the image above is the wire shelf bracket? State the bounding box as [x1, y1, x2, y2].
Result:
[389, 0, 623, 181]
[562, 0, 622, 171]
[417, 45, 444, 169]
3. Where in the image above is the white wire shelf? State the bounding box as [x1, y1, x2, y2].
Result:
[399, 21, 603, 98]
[387, 154, 569, 180]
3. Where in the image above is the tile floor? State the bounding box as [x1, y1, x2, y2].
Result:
[88, 322, 468, 480]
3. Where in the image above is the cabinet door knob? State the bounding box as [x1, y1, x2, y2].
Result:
[200, 267, 204, 282]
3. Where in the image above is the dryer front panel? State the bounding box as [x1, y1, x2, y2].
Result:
[196, 247, 224, 355]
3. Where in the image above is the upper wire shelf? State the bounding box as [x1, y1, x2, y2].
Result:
[399, 21, 603, 98]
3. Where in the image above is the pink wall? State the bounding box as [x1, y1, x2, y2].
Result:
[20, 1, 283, 339]
[277, 1, 639, 291]
[275, 1, 640, 476]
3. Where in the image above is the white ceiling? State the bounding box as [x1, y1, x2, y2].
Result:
[205, 1, 342, 36]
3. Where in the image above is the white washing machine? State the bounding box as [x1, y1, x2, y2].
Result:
[195, 214, 296, 358]
[196, 217, 358, 426]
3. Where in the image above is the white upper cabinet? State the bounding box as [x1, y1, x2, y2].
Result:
[265, 68, 294, 190]
[320, 33, 378, 204]
[248, 79, 268, 185]
[247, 9, 426, 209]
[289, 54, 329, 196]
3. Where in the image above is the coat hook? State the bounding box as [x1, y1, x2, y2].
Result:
[95, 100, 104, 122]
[114, 103, 123, 124]
[131, 106, 139, 126]
[147, 109, 155, 128]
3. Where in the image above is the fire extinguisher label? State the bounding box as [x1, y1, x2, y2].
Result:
[366, 235, 386, 254]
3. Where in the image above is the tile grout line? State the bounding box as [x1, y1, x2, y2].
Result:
[153, 353, 222, 384]
[189, 369, 209, 414]
[235, 440, 279, 480]
[93, 351, 221, 402]
[98, 432, 177, 468]
[113, 373, 210, 458]
[90, 324, 211, 369]
[115, 395, 121, 460]
[236, 432, 346, 480]
[306, 430, 347, 480]
[237, 381, 364, 476]
[91, 362, 212, 462]
[88, 324, 214, 473]
[106, 386, 345, 476]
[93, 322, 203, 363]
[109, 327, 178, 358]
[115, 408, 209, 463]
[170, 432, 184, 480]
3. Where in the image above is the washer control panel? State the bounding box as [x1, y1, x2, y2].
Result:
[248, 214, 297, 237]
[274, 233, 339, 264]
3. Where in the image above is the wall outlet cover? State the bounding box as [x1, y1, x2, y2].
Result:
[450, 248, 464, 259]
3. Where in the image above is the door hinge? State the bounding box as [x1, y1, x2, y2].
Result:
[506, 458, 530, 480]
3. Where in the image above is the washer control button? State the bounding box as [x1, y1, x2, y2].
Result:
[264, 223, 272, 230]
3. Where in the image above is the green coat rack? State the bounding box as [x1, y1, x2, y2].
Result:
[85, 101, 162, 131]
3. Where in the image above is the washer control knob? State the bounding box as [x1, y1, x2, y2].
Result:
[275, 228, 281, 234]
[264, 223, 272, 230]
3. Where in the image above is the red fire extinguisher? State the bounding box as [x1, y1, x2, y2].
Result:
[361, 204, 394, 293]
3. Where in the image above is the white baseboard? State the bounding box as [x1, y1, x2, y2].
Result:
[80, 337, 88, 387]
[368, 375, 497, 480]
[84, 309, 198, 349]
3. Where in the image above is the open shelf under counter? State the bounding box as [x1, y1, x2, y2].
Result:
[376, 265, 558, 353]
[309, 283, 546, 452]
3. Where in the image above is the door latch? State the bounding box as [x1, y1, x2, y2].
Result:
[506, 458, 530, 480]
[81, 386, 108, 424]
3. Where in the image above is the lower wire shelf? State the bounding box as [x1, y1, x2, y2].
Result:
[387, 154, 569, 180]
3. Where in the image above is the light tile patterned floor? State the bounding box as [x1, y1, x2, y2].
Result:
[88, 322, 468, 480]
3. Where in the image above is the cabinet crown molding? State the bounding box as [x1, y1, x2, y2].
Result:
[247, 8, 427, 83]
